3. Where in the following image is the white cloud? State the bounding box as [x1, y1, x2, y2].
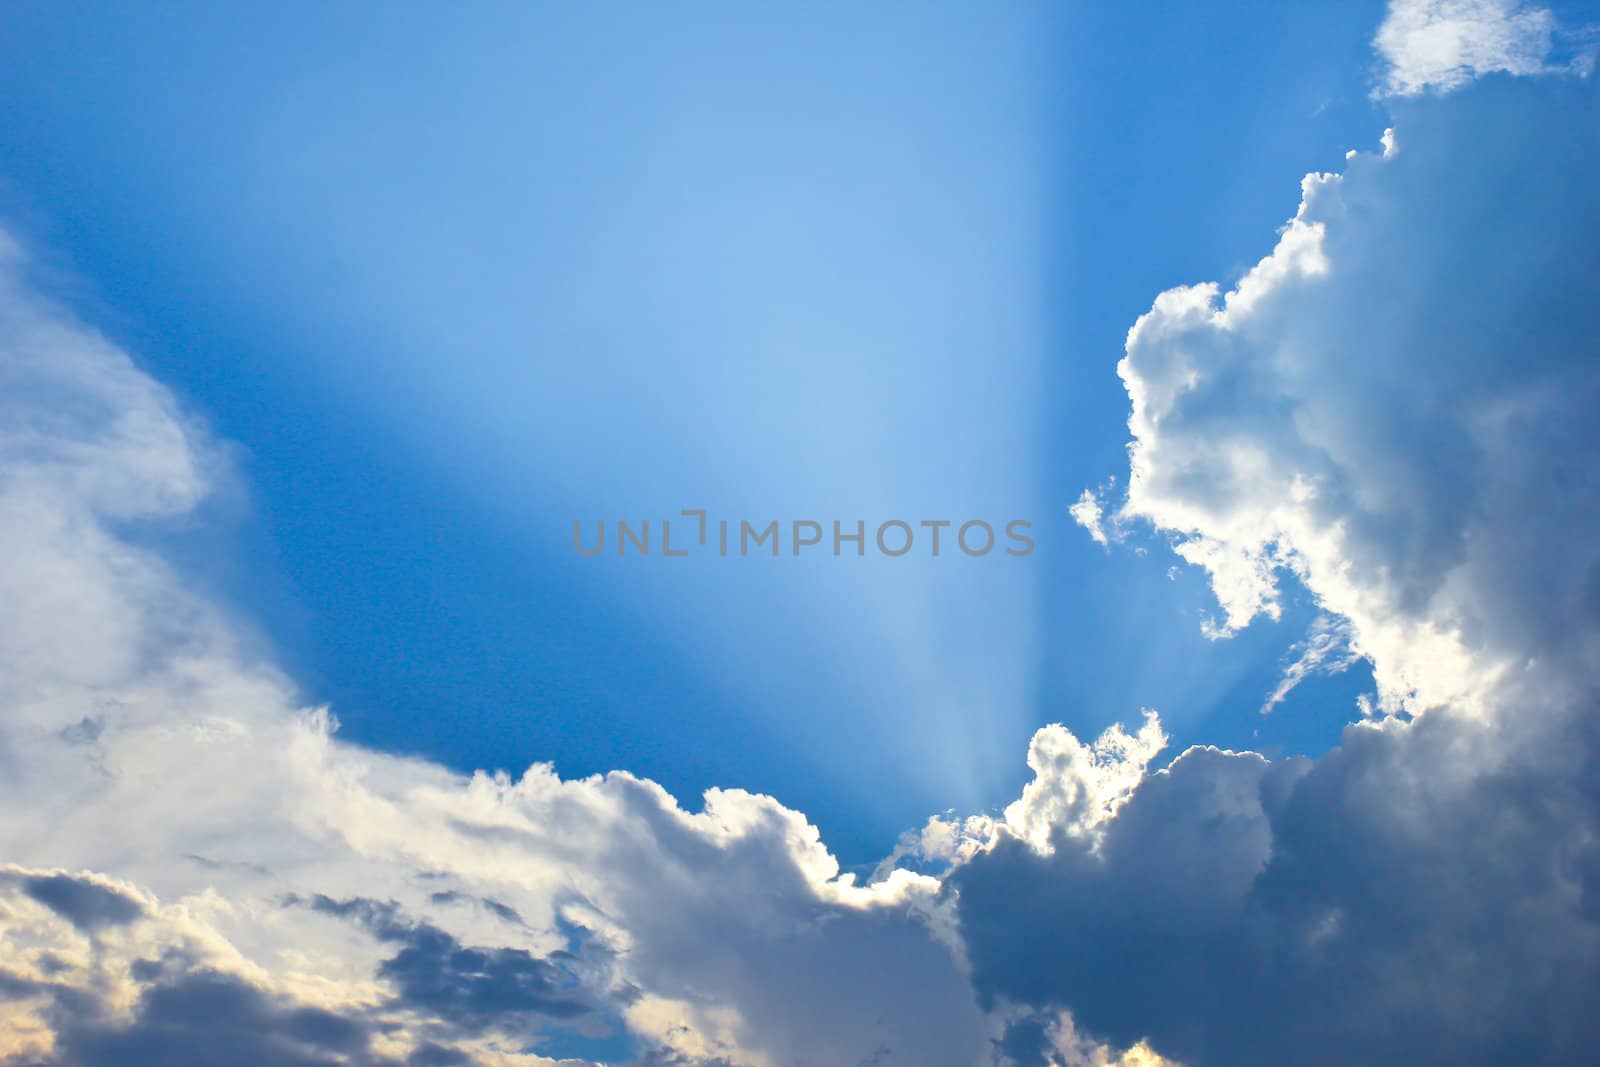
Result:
[1257, 614, 1361, 715]
[1114, 64, 1600, 717]
[1001, 713, 1166, 854]
[1069, 489, 1110, 546]
[991, 1005, 1176, 1067]
[1375, 0, 1558, 95]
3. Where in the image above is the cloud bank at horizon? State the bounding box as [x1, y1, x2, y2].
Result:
[3, 2, 1600, 1064]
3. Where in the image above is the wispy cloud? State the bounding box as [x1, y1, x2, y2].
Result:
[1069, 489, 1110, 547]
[1258, 615, 1362, 716]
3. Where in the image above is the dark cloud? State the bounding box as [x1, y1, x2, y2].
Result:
[954, 662, 1600, 1067]
[3, 967, 393, 1067]
[8, 871, 144, 932]
[301, 895, 605, 1032]
[56, 717, 103, 745]
[426, 890, 526, 927]
[182, 852, 274, 877]
[404, 1043, 475, 1066]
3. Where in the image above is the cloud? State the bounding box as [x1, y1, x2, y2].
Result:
[293, 895, 605, 1033]
[1115, 68, 1600, 717]
[1000, 714, 1167, 854]
[1069, 490, 1109, 546]
[949, 26, 1600, 1067]
[1, 870, 146, 934]
[0, 868, 396, 1066]
[1257, 614, 1360, 715]
[45, 971, 375, 1067]
[991, 1008, 1173, 1067]
[955, 706, 1600, 1064]
[1375, 0, 1560, 95]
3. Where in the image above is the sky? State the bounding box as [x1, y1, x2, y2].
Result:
[0, 1, 1395, 862]
[0, 2, 1598, 1066]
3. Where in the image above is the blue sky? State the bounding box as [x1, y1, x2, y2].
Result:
[3, 2, 1600, 1065]
[0, 3, 1390, 863]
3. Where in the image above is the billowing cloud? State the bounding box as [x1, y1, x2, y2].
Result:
[976, 11, 1600, 1064]
[1115, 66, 1600, 717]
[5, 2, 1600, 1065]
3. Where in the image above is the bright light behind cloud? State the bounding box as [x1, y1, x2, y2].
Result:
[256, 6, 1060, 818]
[3, 1, 1600, 1065]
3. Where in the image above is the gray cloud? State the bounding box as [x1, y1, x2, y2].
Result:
[5, 871, 145, 933]
[47, 970, 376, 1067]
[298, 895, 605, 1030]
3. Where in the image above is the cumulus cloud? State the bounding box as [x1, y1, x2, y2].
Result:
[1000, 714, 1166, 854]
[1115, 69, 1600, 716]
[956, 707, 1600, 1065]
[955, 22, 1600, 1066]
